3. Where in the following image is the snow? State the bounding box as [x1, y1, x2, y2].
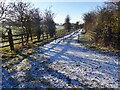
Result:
[2, 29, 120, 89]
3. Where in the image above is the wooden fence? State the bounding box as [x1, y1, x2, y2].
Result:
[0, 28, 79, 51]
[0, 28, 50, 50]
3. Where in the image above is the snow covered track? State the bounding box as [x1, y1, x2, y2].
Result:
[42, 30, 120, 88]
[2, 30, 120, 89]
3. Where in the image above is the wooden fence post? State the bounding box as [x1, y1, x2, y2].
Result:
[55, 33, 56, 43]
[8, 28, 14, 50]
[30, 33, 33, 41]
[26, 33, 29, 43]
[46, 34, 49, 42]
[47, 34, 48, 39]
[21, 34, 24, 46]
[78, 34, 80, 43]
[42, 33, 44, 40]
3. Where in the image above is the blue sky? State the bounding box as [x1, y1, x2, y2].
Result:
[6, 0, 106, 24]
[33, 2, 104, 24]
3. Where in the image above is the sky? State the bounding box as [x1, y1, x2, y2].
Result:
[5, 0, 107, 24]
[33, 2, 104, 24]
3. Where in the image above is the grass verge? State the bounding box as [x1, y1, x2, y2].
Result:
[78, 34, 120, 56]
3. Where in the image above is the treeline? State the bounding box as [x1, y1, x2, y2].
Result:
[64, 15, 83, 32]
[0, 1, 56, 44]
[83, 1, 120, 50]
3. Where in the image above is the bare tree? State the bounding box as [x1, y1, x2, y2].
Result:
[31, 8, 42, 40]
[44, 8, 56, 38]
[0, 0, 8, 21]
[6, 1, 33, 43]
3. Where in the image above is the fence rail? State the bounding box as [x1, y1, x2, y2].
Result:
[0, 29, 49, 50]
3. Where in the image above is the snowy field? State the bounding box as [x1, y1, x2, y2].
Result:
[2, 30, 120, 89]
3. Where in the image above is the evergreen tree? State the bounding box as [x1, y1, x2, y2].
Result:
[64, 15, 71, 32]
